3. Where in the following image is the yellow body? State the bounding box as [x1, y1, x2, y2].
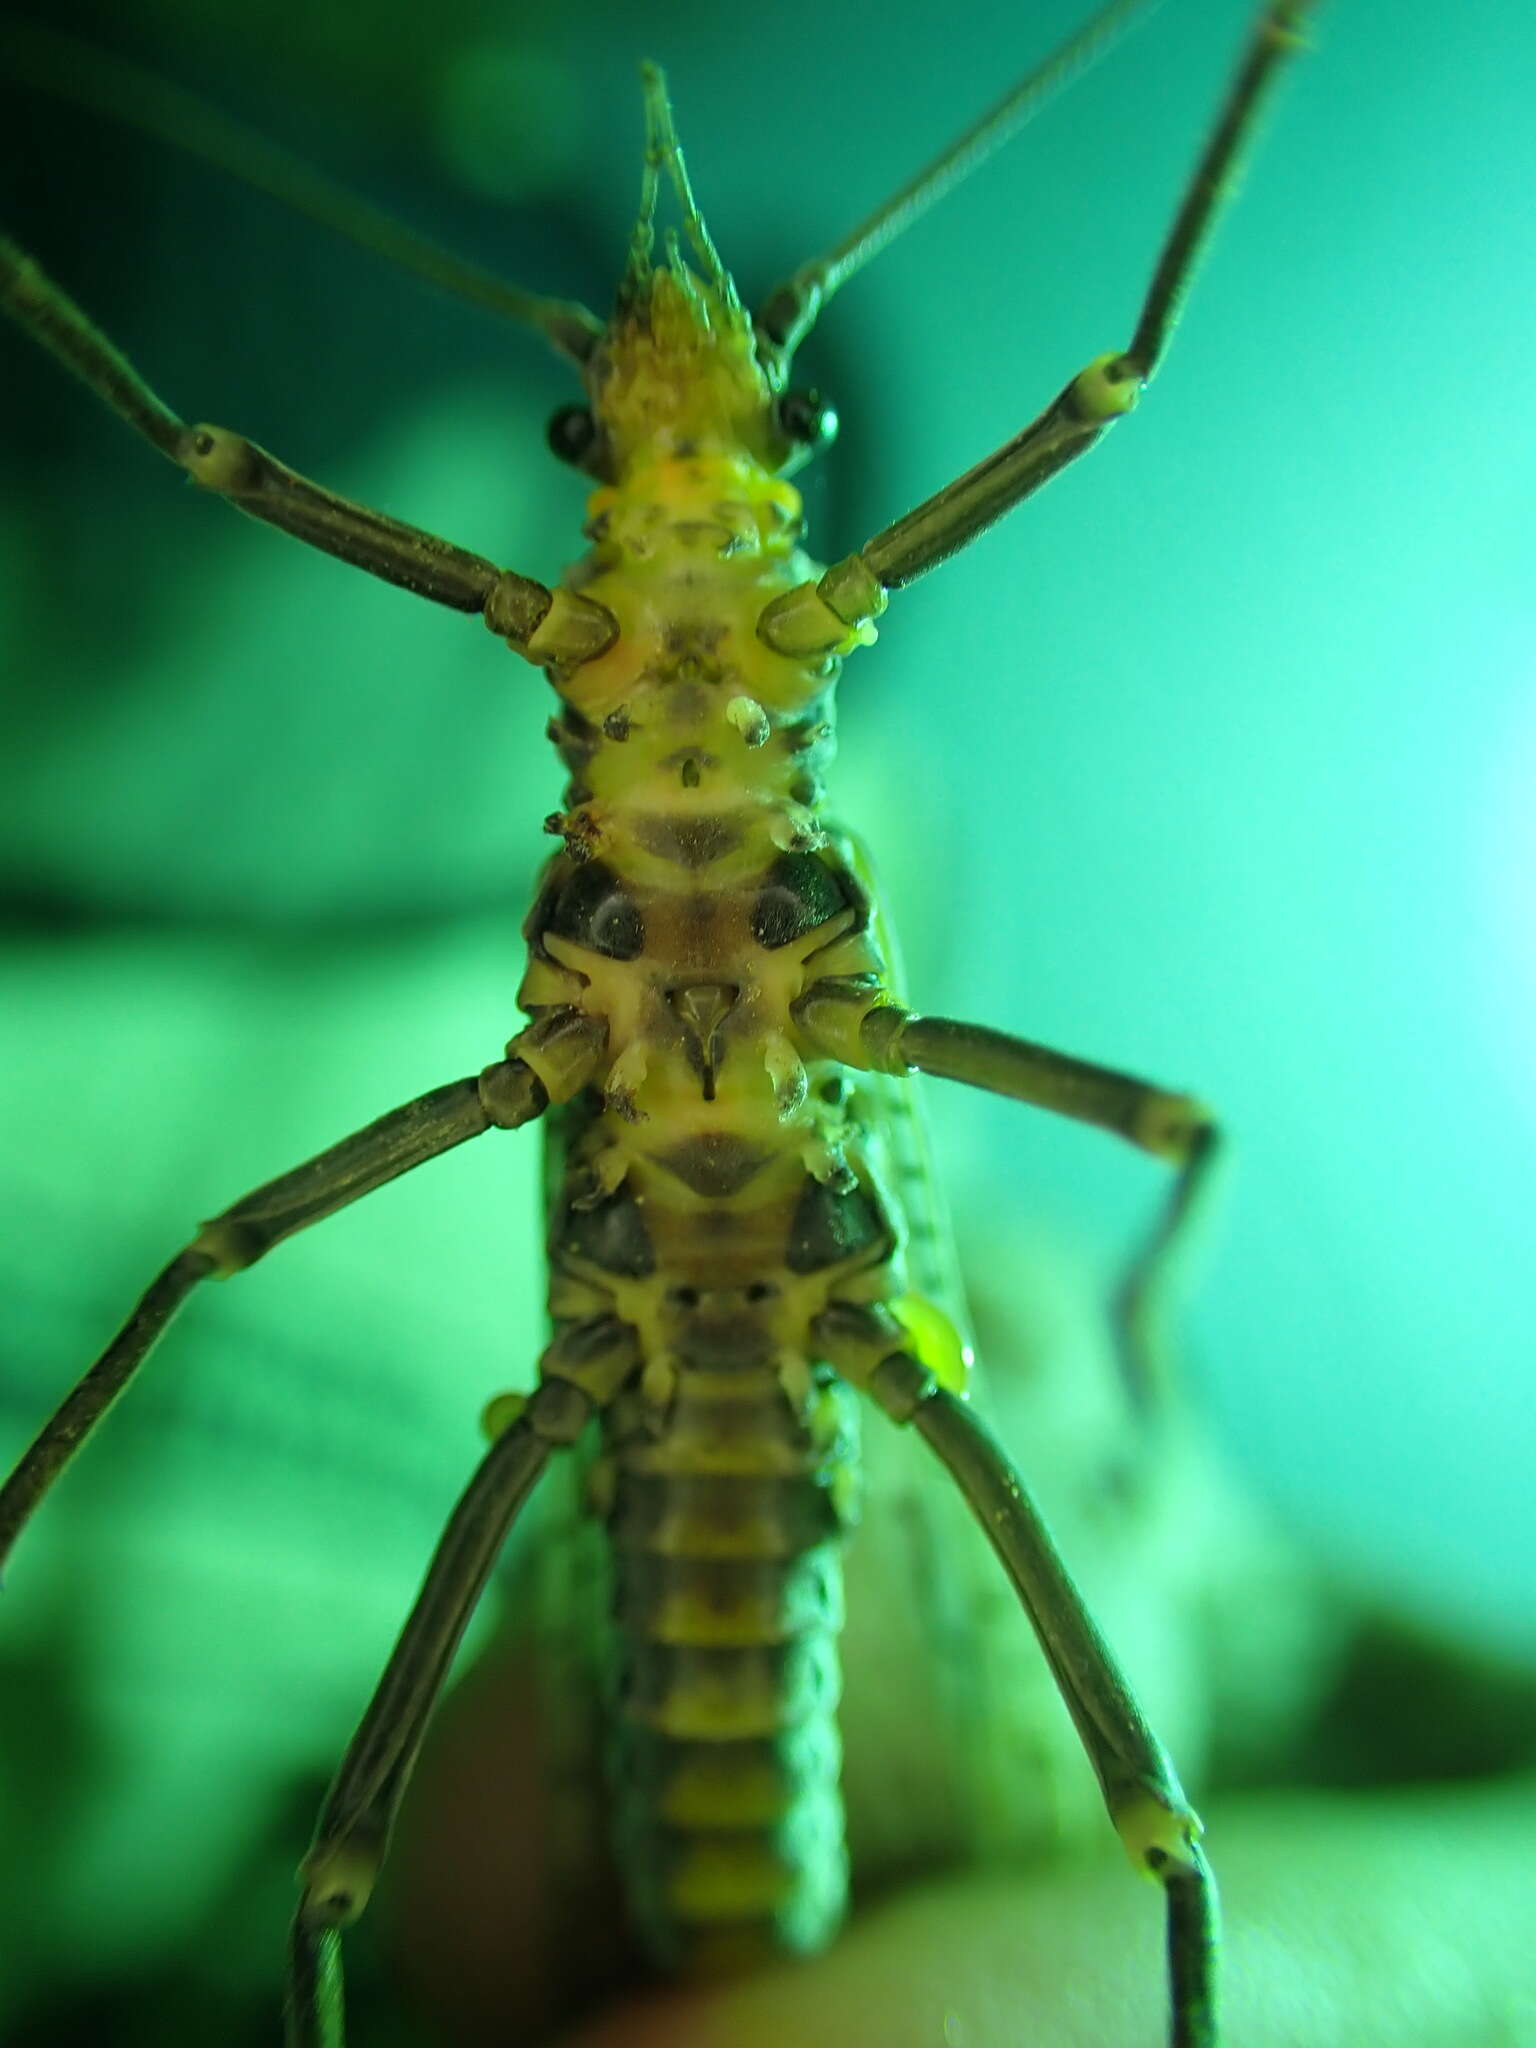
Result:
[497, 257, 966, 1964]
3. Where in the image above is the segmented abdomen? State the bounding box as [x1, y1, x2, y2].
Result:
[520, 445, 895, 1968]
[601, 1368, 858, 1971]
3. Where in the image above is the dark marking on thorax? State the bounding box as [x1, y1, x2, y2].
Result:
[531, 858, 647, 959]
[655, 1132, 771, 1198]
[632, 812, 746, 869]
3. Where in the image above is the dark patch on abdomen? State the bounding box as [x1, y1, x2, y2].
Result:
[673, 1309, 774, 1372]
[785, 1177, 887, 1274]
[750, 851, 853, 949]
[611, 1553, 843, 1646]
[656, 1133, 770, 1198]
[530, 857, 645, 959]
[633, 812, 744, 869]
[555, 1186, 655, 1277]
[610, 1472, 841, 1559]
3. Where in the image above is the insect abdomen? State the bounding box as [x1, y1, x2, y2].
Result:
[602, 1369, 858, 1970]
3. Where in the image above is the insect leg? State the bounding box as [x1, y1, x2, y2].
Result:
[866, 1009, 1224, 1411]
[908, 1379, 1218, 2047]
[799, 987, 1216, 1168]
[287, 1315, 642, 2048]
[871, 1012, 1228, 1414]
[755, 0, 1156, 359]
[817, 1306, 1217, 2047]
[0, 239, 616, 660]
[758, 1, 1316, 656]
[857, 1006, 1229, 1412]
[1112, 1112, 1230, 1411]
[0, 1047, 568, 1573]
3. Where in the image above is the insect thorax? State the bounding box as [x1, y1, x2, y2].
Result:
[501, 277, 913, 1967]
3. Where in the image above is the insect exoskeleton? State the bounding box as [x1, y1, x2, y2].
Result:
[0, 6, 1320, 2042]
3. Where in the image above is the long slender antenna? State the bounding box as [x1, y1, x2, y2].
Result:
[757, 0, 1162, 359]
[0, 20, 604, 364]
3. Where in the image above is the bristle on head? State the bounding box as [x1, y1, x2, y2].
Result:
[627, 62, 737, 306]
[591, 65, 772, 470]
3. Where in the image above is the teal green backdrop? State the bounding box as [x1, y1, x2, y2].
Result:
[2, 0, 1533, 2039]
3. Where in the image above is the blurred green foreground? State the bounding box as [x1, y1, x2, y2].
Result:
[3, 0, 1535, 2040]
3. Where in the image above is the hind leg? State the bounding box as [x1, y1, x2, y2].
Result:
[286, 1318, 638, 2047]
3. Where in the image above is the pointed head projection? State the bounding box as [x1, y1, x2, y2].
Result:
[530, 7, 1156, 483]
[547, 65, 837, 484]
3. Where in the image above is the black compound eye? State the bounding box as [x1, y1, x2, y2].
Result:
[776, 388, 838, 452]
[547, 403, 598, 467]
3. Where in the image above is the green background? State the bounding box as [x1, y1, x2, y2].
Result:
[2, 0, 1534, 2039]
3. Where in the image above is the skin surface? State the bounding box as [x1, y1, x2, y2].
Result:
[388, 1655, 1536, 2047]
[557, 1791, 1536, 2048]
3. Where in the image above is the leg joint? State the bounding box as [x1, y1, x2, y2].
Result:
[297, 1836, 383, 1931]
[1112, 1784, 1206, 1883]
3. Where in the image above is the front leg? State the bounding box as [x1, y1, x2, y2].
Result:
[758, 2, 1317, 656]
[0, 237, 616, 660]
